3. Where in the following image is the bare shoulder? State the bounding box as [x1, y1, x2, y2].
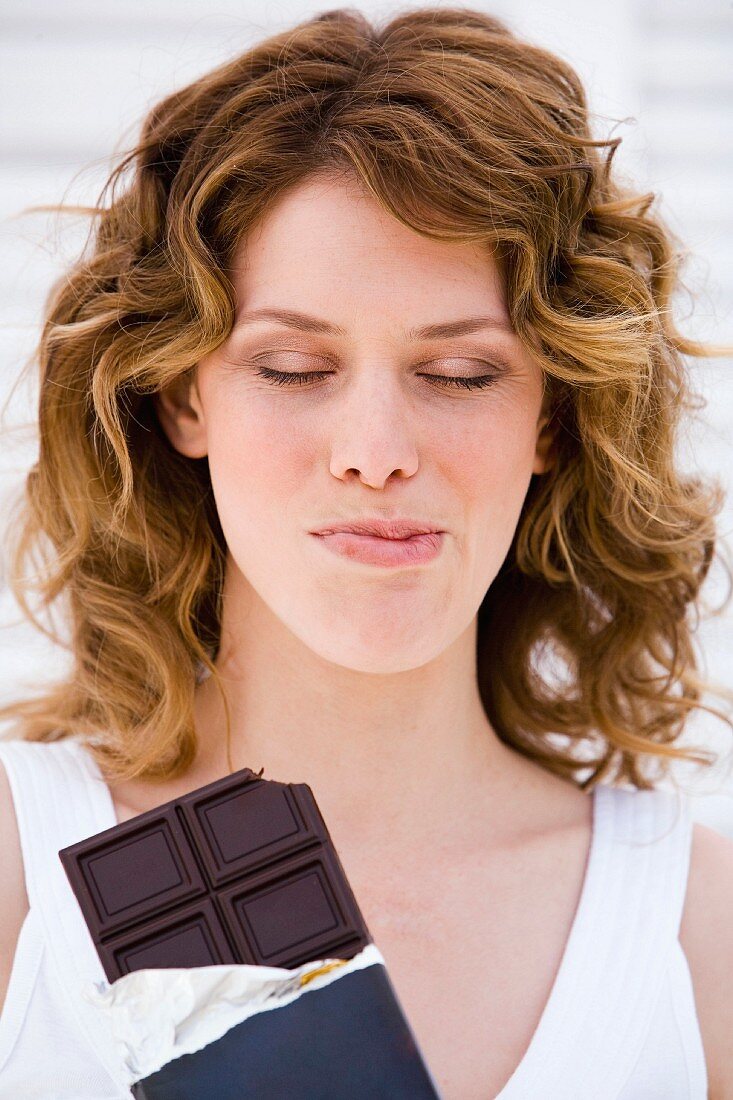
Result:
[0, 756, 31, 1015]
[679, 819, 733, 1100]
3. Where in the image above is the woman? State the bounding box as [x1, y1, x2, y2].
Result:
[0, 6, 731, 1098]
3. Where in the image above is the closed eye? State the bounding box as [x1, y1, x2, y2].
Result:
[251, 364, 502, 390]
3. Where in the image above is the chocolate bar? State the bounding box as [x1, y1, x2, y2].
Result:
[59, 767, 372, 984]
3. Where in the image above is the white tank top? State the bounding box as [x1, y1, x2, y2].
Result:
[0, 735, 709, 1099]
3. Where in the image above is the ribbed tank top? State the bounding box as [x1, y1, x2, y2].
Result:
[0, 736, 708, 1099]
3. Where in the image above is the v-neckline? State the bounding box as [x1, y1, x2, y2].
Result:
[494, 781, 610, 1097]
[69, 737, 610, 1099]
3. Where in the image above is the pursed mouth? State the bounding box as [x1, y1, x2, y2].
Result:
[313, 525, 443, 539]
[315, 530, 439, 539]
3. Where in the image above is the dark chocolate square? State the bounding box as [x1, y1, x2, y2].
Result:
[98, 897, 237, 977]
[61, 810, 206, 940]
[217, 846, 362, 967]
[178, 777, 324, 887]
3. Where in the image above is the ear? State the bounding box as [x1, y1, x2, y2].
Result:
[532, 387, 558, 476]
[153, 369, 208, 459]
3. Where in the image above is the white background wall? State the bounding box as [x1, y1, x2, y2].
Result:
[2, 0, 732, 833]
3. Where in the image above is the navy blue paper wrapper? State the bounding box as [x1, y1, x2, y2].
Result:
[128, 960, 441, 1099]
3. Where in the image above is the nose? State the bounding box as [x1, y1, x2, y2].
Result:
[326, 367, 420, 488]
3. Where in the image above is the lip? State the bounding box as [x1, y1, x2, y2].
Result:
[310, 530, 445, 568]
[311, 518, 444, 540]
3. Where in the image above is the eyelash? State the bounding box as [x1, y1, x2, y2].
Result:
[251, 365, 501, 391]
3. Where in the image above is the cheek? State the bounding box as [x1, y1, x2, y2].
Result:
[205, 402, 309, 531]
[443, 404, 540, 588]
[444, 402, 538, 508]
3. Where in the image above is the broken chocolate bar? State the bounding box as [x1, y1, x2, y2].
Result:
[59, 767, 372, 984]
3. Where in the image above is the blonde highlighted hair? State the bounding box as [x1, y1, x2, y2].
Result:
[2, 5, 732, 788]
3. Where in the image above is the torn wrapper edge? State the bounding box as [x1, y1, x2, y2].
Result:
[82, 942, 386, 1085]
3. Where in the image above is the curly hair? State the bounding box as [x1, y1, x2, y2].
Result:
[2, 5, 732, 789]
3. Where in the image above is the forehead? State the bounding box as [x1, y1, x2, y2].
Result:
[228, 173, 510, 326]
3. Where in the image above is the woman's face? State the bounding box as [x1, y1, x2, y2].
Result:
[157, 171, 554, 672]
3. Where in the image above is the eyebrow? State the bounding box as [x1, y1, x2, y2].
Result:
[234, 307, 516, 340]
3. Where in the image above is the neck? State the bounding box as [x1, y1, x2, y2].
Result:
[193, 573, 519, 857]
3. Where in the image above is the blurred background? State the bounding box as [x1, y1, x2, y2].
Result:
[1, 0, 732, 833]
